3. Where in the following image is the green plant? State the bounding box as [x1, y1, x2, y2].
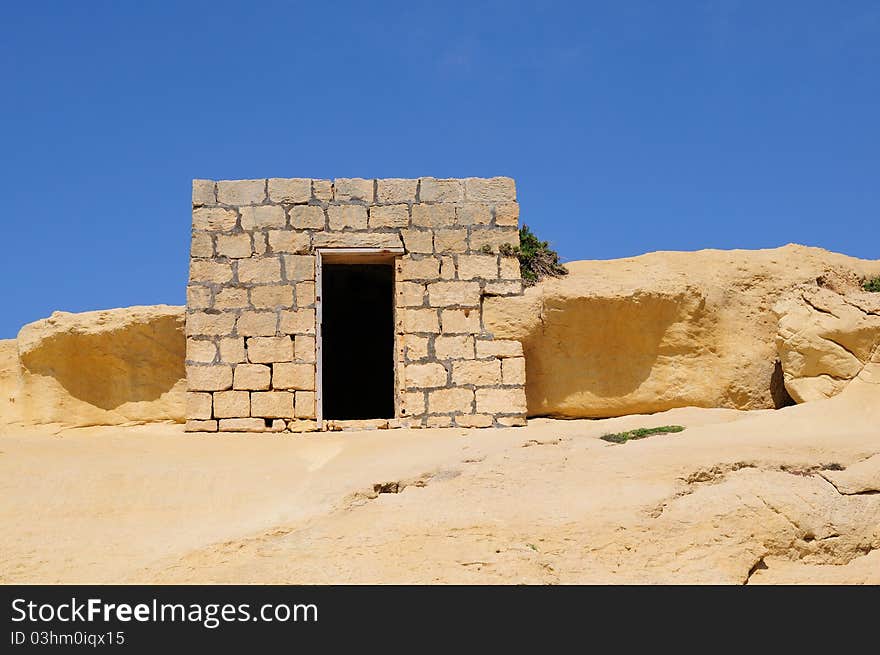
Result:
[480, 244, 494, 255]
[600, 425, 685, 444]
[863, 276, 880, 293]
[504, 225, 568, 286]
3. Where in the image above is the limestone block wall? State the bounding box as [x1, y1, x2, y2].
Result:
[185, 176, 527, 432]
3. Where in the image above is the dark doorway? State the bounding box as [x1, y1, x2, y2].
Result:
[321, 262, 395, 420]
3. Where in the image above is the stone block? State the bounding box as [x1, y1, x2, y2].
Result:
[434, 335, 474, 360]
[484, 280, 522, 296]
[219, 337, 246, 363]
[469, 228, 519, 253]
[398, 257, 440, 280]
[427, 415, 452, 427]
[279, 309, 315, 335]
[457, 254, 498, 280]
[334, 178, 374, 202]
[428, 387, 474, 414]
[251, 391, 295, 418]
[369, 204, 409, 228]
[455, 414, 493, 428]
[186, 285, 212, 310]
[295, 335, 316, 362]
[327, 205, 368, 230]
[240, 205, 286, 230]
[250, 285, 295, 309]
[238, 257, 282, 284]
[403, 391, 426, 415]
[419, 178, 464, 202]
[412, 203, 455, 227]
[464, 177, 516, 202]
[434, 229, 468, 253]
[498, 415, 527, 427]
[455, 203, 492, 225]
[475, 339, 523, 358]
[405, 363, 447, 388]
[236, 311, 277, 336]
[233, 363, 271, 390]
[452, 359, 501, 386]
[217, 179, 266, 205]
[186, 312, 236, 337]
[499, 256, 521, 279]
[216, 234, 252, 259]
[253, 232, 268, 255]
[502, 357, 526, 385]
[427, 281, 480, 307]
[440, 256, 456, 279]
[273, 362, 315, 390]
[404, 335, 429, 361]
[219, 418, 268, 432]
[247, 336, 293, 363]
[186, 392, 213, 420]
[495, 201, 519, 227]
[191, 231, 213, 258]
[400, 229, 433, 253]
[283, 255, 314, 281]
[186, 338, 216, 363]
[296, 281, 315, 307]
[268, 230, 310, 254]
[377, 178, 418, 203]
[400, 308, 439, 333]
[185, 419, 217, 432]
[312, 231, 402, 249]
[189, 259, 232, 284]
[214, 287, 249, 310]
[213, 390, 250, 418]
[440, 309, 481, 334]
[268, 178, 311, 204]
[192, 207, 237, 231]
[192, 179, 216, 206]
[311, 179, 333, 201]
[289, 205, 326, 229]
[295, 391, 316, 418]
[476, 388, 526, 414]
[397, 281, 425, 307]
[187, 364, 233, 391]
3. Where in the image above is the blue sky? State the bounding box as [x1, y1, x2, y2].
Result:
[1, 1, 878, 337]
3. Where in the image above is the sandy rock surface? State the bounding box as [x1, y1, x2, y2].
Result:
[485, 244, 880, 417]
[1, 305, 185, 427]
[1, 373, 877, 584]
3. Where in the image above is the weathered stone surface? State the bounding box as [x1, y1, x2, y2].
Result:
[233, 363, 271, 390]
[283, 255, 314, 281]
[216, 234, 252, 259]
[250, 285, 294, 310]
[268, 230, 310, 254]
[294, 391, 316, 418]
[452, 359, 501, 386]
[455, 413, 493, 428]
[377, 178, 418, 204]
[401, 309, 440, 333]
[238, 257, 282, 284]
[251, 391, 295, 418]
[501, 357, 527, 385]
[192, 179, 216, 206]
[214, 287, 248, 310]
[186, 312, 236, 336]
[441, 309, 481, 334]
[219, 338, 246, 363]
[369, 205, 409, 228]
[236, 312, 277, 337]
[218, 418, 266, 432]
[428, 281, 480, 307]
[187, 365, 233, 391]
[186, 391, 212, 420]
[186, 285, 212, 309]
[217, 179, 265, 205]
[420, 178, 464, 203]
[186, 338, 216, 363]
[403, 391, 426, 415]
[405, 363, 447, 388]
[185, 419, 217, 432]
[476, 387, 526, 414]
[404, 335, 429, 361]
[469, 228, 518, 252]
[458, 255, 498, 280]
[191, 231, 213, 258]
[193, 207, 237, 231]
[399, 257, 440, 280]
[312, 231, 402, 249]
[296, 281, 315, 307]
[435, 335, 474, 360]
[268, 178, 311, 204]
[240, 205, 285, 230]
[311, 179, 333, 201]
[398, 281, 425, 307]
[273, 362, 315, 390]
[247, 336, 293, 363]
[213, 390, 250, 418]
[295, 335, 316, 362]
[464, 176, 515, 202]
[455, 203, 491, 226]
[279, 309, 315, 335]
[476, 339, 523, 359]
[400, 230, 433, 253]
[334, 178, 373, 202]
[495, 202, 519, 226]
[290, 205, 325, 229]
[328, 205, 368, 230]
[189, 260, 233, 284]
[433, 229, 468, 253]
[428, 387, 474, 413]
[412, 204, 455, 228]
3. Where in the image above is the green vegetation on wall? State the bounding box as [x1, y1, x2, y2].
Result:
[500, 225, 568, 286]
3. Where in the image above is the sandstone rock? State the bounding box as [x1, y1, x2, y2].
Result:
[2, 306, 186, 427]
[774, 283, 880, 403]
[484, 244, 880, 418]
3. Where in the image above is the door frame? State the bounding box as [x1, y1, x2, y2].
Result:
[314, 247, 404, 427]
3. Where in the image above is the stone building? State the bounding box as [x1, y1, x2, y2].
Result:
[185, 176, 527, 432]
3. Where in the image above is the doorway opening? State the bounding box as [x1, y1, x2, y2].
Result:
[318, 253, 397, 422]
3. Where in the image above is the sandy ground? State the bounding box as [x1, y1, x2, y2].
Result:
[1, 383, 878, 584]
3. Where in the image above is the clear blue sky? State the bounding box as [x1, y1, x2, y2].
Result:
[1, 1, 878, 337]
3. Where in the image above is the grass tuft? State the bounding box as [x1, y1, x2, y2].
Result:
[600, 425, 685, 444]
